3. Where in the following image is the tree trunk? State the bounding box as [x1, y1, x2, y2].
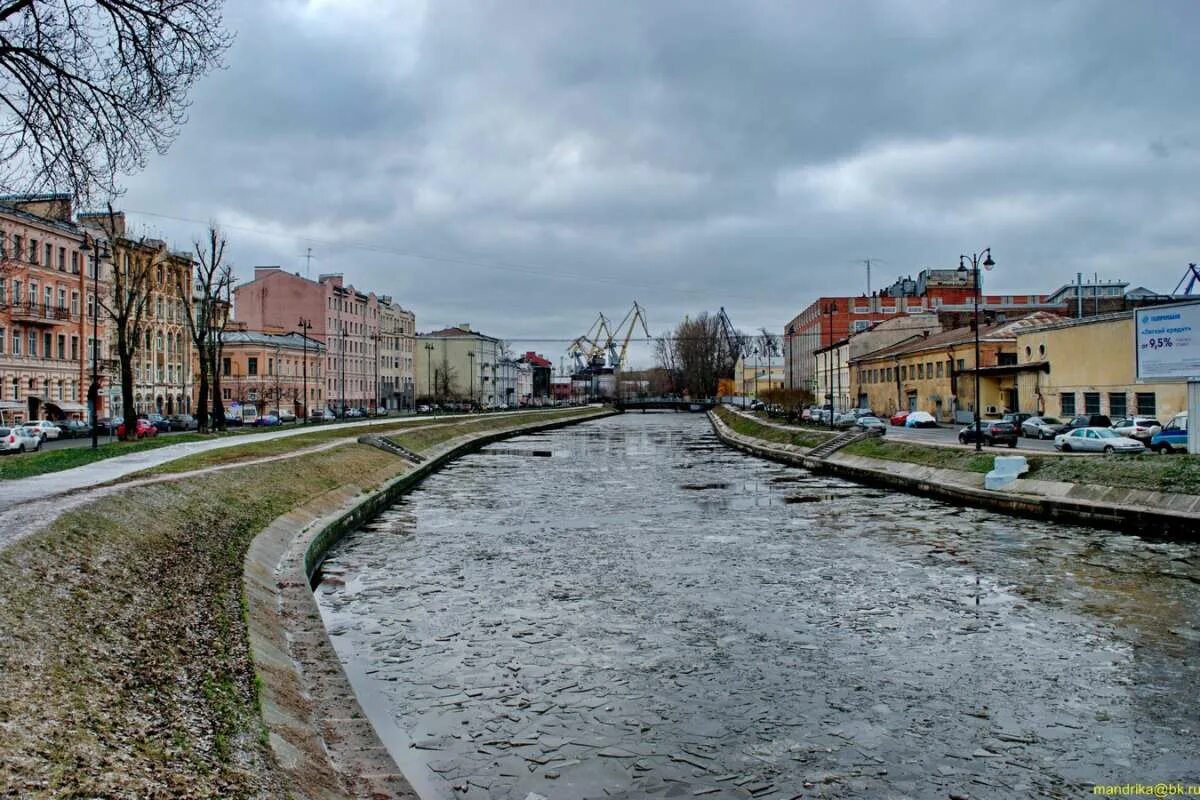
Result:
[208, 344, 225, 431]
[196, 368, 209, 434]
[120, 346, 136, 442]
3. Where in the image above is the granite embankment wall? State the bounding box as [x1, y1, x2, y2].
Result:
[708, 409, 1200, 539]
[244, 408, 615, 800]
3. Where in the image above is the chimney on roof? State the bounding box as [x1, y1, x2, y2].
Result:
[254, 266, 282, 280]
[78, 209, 125, 237]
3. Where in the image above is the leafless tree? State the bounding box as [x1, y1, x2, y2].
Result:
[0, 0, 232, 201]
[656, 313, 738, 399]
[84, 205, 154, 440]
[176, 225, 229, 433]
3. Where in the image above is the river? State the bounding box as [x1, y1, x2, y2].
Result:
[315, 412, 1200, 799]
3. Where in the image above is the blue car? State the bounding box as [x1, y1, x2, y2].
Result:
[1150, 413, 1188, 454]
[255, 413, 281, 427]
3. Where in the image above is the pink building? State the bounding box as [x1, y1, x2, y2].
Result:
[233, 268, 382, 412]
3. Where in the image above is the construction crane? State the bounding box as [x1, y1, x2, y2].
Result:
[1173, 262, 1200, 296]
[717, 307, 744, 379]
[603, 301, 651, 371]
[567, 312, 613, 372]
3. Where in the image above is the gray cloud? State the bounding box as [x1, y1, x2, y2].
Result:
[120, 0, 1200, 365]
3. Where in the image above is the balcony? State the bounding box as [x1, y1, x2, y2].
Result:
[6, 300, 74, 325]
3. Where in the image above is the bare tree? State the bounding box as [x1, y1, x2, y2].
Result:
[658, 313, 738, 400]
[176, 225, 229, 433]
[0, 0, 232, 201]
[84, 206, 154, 440]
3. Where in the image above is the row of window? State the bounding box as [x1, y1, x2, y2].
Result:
[0, 328, 90, 360]
[327, 295, 378, 319]
[1060, 392, 1157, 418]
[4, 375, 79, 403]
[0, 232, 83, 274]
[859, 359, 964, 385]
[221, 356, 323, 378]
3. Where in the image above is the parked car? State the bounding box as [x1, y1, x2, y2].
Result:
[255, 413, 281, 427]
[1062, 414, 1112, 433]
[855, 416, 887, 435]
[0, 425, 42, 453]
[22, 419, 61, 441]
[417, 404, 433, 414]
[97, 416, 122, 434]
[166, 414, 198, 431]
[1021, 415, 1067, 439]
[1001, 412, 1032, 428]
[1054, 427, 1144, 454]
[958, 420, 1019, 447]
[1109, 416, 1161, 443]
[55, 419, 92, 439]
[889, 410, 910, 426]
[1151, 412, 1188, 454]
[223, 411, 244, 427]
[116, 418, 158, 438]
[140, 413, 171, 433]
[904, 411, 938, 428]
[276, 409, 297, 423]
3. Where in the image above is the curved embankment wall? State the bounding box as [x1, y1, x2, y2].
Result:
[708, 409, 1200, 539]
[243, 408, 616, 800]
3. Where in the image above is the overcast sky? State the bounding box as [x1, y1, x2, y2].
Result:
[120, 0, 1199, 368]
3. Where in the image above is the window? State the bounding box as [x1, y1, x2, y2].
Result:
[222, 357, 231, 377]
[12, 234, 21, 260]
[1061, 392, 1076, 416]
[248, 357, 258, 376]
[853, 320, 871, 333]
[925, 361, 933, 378]
[71, 251, 80, 274]
[1084, 392, 1100, 415]
[71, 336, 78, 360]
[997, 352, 1017, 366]
[29, 238, 38, 263]
[1108, 393, 1127, 418]
[1136, 392, 1156, 416]
[43, 333, 50, 358]
[44, 243, 52, 266]
[0, 327, 4, 354]
[936, 362, 943, 378]
[71, 292, 79, 315]
[223, 387, 231, 400]
[900, 365, 907, 381]
[0, 232, 5, 258]
[57, 335, 65, 360]
[57, 288, 65, 309]
[917, 363, 924, 379]
[58, 247, 66, 271]
[956, 358, 965, 372]
[28, 331, 36, 356]
[12, 331, 19, 355]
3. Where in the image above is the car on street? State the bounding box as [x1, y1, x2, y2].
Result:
[255, 413, 281, 426]
[0, 425, 42, 453]
[1062, 414, 1112, 434]
[22, 419, 62, 441]
[117, 418, 158, 438]
[417, 404, 433, 414]
[958, 420, 1019, 447]
[97, 416, 122, 434]
[1151, 412, 1188, 454]
[1054, 427, 1144, 454]
[854, 416, 887, 435]
[276, 409, 297, 423]
[1021, 416, 1067, 439]
[1109, 416, 1161, 443]
[166, 413, 198, 431]
[55, 419, 93, 438]
[142, 413, 171, 433]
[1001, 412, 1032, 429]
[889, 410, 910, 426]
[223, 411, 243, 427]
[835, 408, 875, 429]
[904, 411, 938, 428]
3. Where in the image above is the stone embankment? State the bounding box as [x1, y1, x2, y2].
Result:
[709, 408, 1200, 537]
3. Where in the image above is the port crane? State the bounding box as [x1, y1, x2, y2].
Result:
[567, 313, 614, 372]
[1173, 262, 1200, 296]
[603, 301, 651, 371]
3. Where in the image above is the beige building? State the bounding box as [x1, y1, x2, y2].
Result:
[1014, 312, 1187, 422]
[814, 313, 943, 412]
[416, 324, 504, 406]
[733, 355, 785, 398]
[378, 296, 415, 411]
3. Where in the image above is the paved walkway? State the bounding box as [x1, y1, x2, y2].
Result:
[0, 411, 544, 513]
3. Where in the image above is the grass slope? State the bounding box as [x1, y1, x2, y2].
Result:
[714, 406, 834, 449]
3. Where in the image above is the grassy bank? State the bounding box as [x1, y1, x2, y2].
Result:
[0, 410, 603, 798]
[838, 432, 1200, 493]
[714, 406, 834, 449]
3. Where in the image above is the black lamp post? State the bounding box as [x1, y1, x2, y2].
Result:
[82, 233, 109, 449]
[825, 301, 837, 429]
[959, 248, 995, 452]
[298, 317, 311, 423]
[424, 341, 434, 404]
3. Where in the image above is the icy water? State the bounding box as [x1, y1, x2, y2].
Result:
[315, 413, 1200, 799]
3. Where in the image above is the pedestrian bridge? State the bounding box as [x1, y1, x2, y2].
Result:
[614, 398, 715, 412]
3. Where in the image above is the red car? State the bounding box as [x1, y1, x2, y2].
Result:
[116, 418, 158, 439]
[889, 410, 910, 426]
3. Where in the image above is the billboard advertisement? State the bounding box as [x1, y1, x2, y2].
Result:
[1136, 301, 1200, 381]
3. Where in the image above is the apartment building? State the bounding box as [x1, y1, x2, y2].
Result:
[0, 194, 102, 423]
[416, 324, 507, 406]
[379, 296, 415, 411]
[208, 323, 326, 414]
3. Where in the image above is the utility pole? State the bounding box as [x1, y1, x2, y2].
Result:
[340, 322, 346, 419]
[372, 331, 380, 415]
[298, 317, 311, 423]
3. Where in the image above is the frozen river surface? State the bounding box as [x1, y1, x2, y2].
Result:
[316, 413, 1200, 799]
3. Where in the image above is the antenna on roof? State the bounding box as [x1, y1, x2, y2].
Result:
[853, 258, 884, 297]
[299, 247, 314, 277]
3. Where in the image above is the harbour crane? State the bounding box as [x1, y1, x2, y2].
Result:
[717, 307, 744, 379]
[567, 312, 614, 372]
[1173, 262, 1200, 296]
[602, 301, 651, 371]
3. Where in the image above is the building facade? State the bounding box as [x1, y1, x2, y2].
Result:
[0, 195, 103, 423]
[204, 324, 325, 414]
[378, 296, 415, 412]
[1013, 312, 1187, 422]
[416, 325, 509, 407]
[784, 267, 1056, 396]
[733, 355, 785, 398]
[234, 268, 385, 412]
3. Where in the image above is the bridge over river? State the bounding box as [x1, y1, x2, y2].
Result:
[316, 412, 1200, 799]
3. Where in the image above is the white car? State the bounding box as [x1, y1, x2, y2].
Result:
[0, 425, 42, 453]
[1109, 416, 1160, 443]
[1054, 427, 1145, 454]
[21, 419, 61, 441]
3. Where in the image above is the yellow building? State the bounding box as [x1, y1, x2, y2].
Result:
[1014, 312, 1187, 422]
[733, 354, 785, 397]
[851, 312, 1061, 420]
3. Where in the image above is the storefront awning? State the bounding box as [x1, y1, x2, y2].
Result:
[44, 401, 88, 412]
[0, 400, 23, 410]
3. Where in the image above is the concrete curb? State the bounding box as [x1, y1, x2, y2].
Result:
[708, 410, 1200, 539]
[243, 408, 616, 800]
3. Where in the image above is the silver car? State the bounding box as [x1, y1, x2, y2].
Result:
[1021, 416, 1067, 439]
[0, 425, 43, 453]
[1054, 427, 1145, 454]
[855, 416, 887, 435]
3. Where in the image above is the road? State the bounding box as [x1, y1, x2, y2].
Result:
[881, 419, 1061, 452]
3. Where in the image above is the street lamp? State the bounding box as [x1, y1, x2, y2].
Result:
[824, 301, 837, 429]
[82, 232, 110, 449]
[959, 248, 995, 453]
[298, 317, 311, 423]
[424, 341, 434, 405]
[467, 350, 476, 409]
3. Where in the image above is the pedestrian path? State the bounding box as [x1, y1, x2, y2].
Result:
[0, 411, 542, 512]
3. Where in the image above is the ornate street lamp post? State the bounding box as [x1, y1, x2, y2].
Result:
[959, 248, 995, 453]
